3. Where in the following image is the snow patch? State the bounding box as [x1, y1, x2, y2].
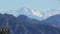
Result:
[31, 9, 43, 17]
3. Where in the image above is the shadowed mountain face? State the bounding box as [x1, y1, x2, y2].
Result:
[42, 14, 60, 26]
[0, 14, 60, 34]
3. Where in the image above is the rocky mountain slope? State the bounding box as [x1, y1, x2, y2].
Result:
[0, 14, 60, 34]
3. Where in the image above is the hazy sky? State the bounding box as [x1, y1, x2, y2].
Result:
[0, 0, 60, 11]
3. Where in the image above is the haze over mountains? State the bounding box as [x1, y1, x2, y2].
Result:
[0, 14, 60, 34]
[42, 14, 60, 27]
[0, 7, 60, 34]
[0, 7, 60, 20]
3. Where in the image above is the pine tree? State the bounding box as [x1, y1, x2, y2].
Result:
[0, 26, 10, 34]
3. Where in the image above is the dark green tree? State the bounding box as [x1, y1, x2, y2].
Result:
[0, 27, 10, 34]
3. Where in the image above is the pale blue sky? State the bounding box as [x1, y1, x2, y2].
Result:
[0, 0, 60, 11]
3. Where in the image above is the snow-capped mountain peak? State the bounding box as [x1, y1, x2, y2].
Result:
[16, 7, 43, 18]
[45, 9, 60, 18]
[0, 7, 60, 20]
[31, 9, 43, 17]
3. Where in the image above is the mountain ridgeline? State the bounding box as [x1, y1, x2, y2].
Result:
[42, 14, 60, 26]
[0, 14, 60, 34]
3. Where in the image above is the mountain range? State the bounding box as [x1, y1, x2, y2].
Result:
[0, 7, 60, 34]
[0, 7, 60, 20]
[0, 14, 60, 34]
[42, 14, 60, 27]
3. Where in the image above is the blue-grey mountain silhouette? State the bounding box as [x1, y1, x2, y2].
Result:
[0, 14, 60, 34]
[42, 14, 60, 26]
